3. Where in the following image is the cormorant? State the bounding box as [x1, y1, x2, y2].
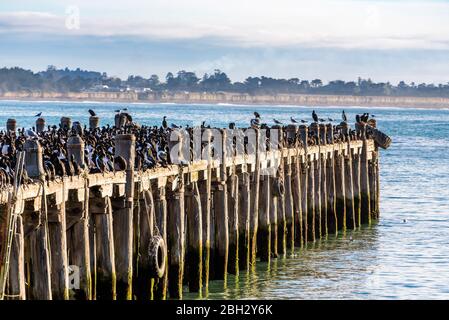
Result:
[312, 110, 319, 123]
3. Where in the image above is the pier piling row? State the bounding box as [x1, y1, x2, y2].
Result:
[0, 124, 383, 300]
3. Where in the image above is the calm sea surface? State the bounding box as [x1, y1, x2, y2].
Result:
[1, 100, 448, 299]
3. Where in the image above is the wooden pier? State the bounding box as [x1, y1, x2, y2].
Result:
[0, 121, 390, 300]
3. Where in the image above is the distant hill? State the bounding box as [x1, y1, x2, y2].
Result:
[1, 66, 449, 99]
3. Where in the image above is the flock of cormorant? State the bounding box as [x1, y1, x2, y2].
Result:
[0, 108, 374, 187]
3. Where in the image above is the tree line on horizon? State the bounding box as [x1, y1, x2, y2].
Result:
[1, 65, 449, 98]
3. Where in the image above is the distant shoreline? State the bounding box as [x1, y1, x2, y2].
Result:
[1, 91, 449, 109]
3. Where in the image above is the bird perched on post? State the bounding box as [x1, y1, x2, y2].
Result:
[273, 119, 283, 125]
[25, 129, 39, 140]
[34, 112, 42, 117]
[290, 117, 298, 124]
[250, 118, 260, 129]
[312, 110, 319, 123]
[342, 110, 348, 122]
[88, 109, 96, 117]
[361, 113, 370, 122]
[162, 116, 168, 129]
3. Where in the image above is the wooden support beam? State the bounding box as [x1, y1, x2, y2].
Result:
[325, 127, 338, 235]
[358, 123, 371, 225]
[310, 124, 322, 241]
[167, 173, 186, 299]
[344, 150, 356, 230]
[186, 181, 203, 293]
[211, 180, 228, 281]
[47, 191, 70, 300]
[210, 129, 229, 282]
[307, 156, 316, 242]
[334, 148, 346, 231]
[6, 214, 26, 300]
[23, 140, 52, 300]
[249, 129, 260, 267]
[112, 134, 135, 300]
[369, 151, 378, 220]
[227, 170, 239, 276]
[90, 190, 116, 300]
[375, 149, 381, 219]
[257, 174, 271, 262]
[269, 173, 278, 259]
[66, 136, 92, 300]
[352, 146, 362, 228]
[153, 184, 168, 300]
[292, 148, 304, 248]
[284, 157, 295, 252]
[237, 170, 251, 271]
[320, 125, 329, 237]
[134, 188, 155, 300]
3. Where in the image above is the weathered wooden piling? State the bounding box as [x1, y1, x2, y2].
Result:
[6, 119, 16, 132]
[298, 125, 308, 244]
[47, 189, 70, 300]
[133, 186, 155, 300]
[342, 123, 356, 230]
[227, 168, 239, 276]
[186, 180, 203, 293]
[284, 126, 296, 251]
[166, 172, 185, 298]
[311, 123, 322, 240]
[358, 123, 371, 224]
[66, 136, 92, 300]
[237, 169, 251, 270]
[23, 140, 52, 300]
[283, 153, 295, 251]
[36, 118, 45, 133]
[90, 187, 116, 300]
[306, 144, 316, 242]
[319, 124, 329, 237]
[112, 134, 135, 300]
[352, 141, 362, 228]
[114, 113, 128, 128]
[60, 117, 71, 130]
[258, 172, 271, 262]
[7, 214, 26, 300]
[334, 128, 346, 231]
[199, 130, 212, 289]
[89, 116, 100, 130]
[211, 129, 229, 281]
[269, 174, 278, 258]
[153, 181, 168, 299]
[276, 167, 287, 256]
[250, 129, 260, 267]
[326, 124, 338, 235]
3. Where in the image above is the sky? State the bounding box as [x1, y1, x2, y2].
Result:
[1, 0, 449, 84]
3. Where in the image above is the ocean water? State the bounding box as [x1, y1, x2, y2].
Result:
[1, 100, 448, 300]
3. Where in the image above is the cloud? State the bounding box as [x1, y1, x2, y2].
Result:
[1, 1, 449, 50]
